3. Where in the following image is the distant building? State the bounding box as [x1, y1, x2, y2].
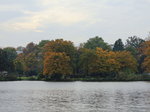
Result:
[110, 44, 114, 49]
[16, 46, 24, 51]
[16, 50, 23, 54]
[16, 46, 24, 54]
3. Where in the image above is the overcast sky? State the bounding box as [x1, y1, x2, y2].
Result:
[0, 0, 150, 47]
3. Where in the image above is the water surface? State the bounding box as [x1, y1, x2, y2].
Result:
[0, 81, 150, 112]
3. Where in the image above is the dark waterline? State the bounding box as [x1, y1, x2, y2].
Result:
[0, 81, 150, 112]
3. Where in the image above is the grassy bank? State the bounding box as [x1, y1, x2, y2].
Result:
[17, 76, 39, 81]
[16, 74, 150, 82]
[1, 74, 150, 81]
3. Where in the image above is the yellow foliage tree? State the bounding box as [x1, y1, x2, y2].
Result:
[89, 48, 120, 75]
[141, 41, 150, 72]
[115, 51, 138, 73]
[44, 39, 76, 57]
[43, 52, 73, 78]
[142, 57, 150, 72]
[44, 39, 77, 74]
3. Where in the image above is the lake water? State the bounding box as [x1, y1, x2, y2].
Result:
[0, 81, 150, 112]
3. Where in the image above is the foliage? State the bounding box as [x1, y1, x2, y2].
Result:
[3, 47, 17, 62]
[78, 48, 97, 76]
[24, 53, 39, 76]
[92, 48, 120, 76]
[79, 48, 120, 76]
[38, 40, 50, 48]
[3, 47, 17, 72]
[44, 39, 77, 74]
[43, 52, 73, 79]
[23, 42, 38, 54]
[0, 73, 17, 81]
[115, 51, 138, 73]
[2, 37, 150, 81]
[113, 39, 124, 51]
[0, 49, 8, 71]
[141, 41, 150, 72]
[14, 54, 24, 75]
[44, 39, 76, 55]
[83, 36, 111, 50]
[126, 36, 145, 48]
[14, 42, 41, 76]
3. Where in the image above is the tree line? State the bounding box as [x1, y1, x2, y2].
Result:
[0, 36, 150, 81]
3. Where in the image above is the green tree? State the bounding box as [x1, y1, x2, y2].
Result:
[24, 53, 39, 76]
[83, 36, 111, 50]
[125, 36, 145, 73]
[113, 39, 124, 51]
[23, 42, 38, 54]
[79, 48, 97, 76]
[3, 47, 17, 72]
[14, 53, 25, 75]
[14, 54, 24, 75]
[0, 49, 8, 71]
[38, 40, 50, 48]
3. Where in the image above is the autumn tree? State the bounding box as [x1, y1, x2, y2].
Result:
[44, 39, 77, 74]
[115, 51, 138, 73]
[141, 41, 150, 73]
[91, 48, 120, 76]
[44, 39, 76, 56]
[43, 52, 72, 79]
[79, 48, 120, 77]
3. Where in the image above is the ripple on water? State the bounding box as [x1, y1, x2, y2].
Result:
[0, 81, 150, 112]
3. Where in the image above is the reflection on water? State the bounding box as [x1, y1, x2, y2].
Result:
[0, 81, 150, 112]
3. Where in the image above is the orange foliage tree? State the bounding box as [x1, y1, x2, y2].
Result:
[44, 39, 76, 57]
[141, 41, 150, 72]
[44, 39, 77, 74]
[115, 51, 138, 73]
[91, 48, 120, 75]
[79, 48, 120, 76]
[43, 52, 73, 78]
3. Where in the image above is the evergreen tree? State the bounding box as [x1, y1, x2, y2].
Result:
[113, 39, 124, 51]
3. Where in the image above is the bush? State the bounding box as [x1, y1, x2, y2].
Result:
[0, 73, 17, 81]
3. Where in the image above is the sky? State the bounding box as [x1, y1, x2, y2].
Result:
[0, 0, 150, 47]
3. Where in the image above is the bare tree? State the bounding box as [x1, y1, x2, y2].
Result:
[145, 32, 150, 41]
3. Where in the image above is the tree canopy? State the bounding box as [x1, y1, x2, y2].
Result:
[113, 39, 124, 51]
[1, 36, 150, 81]
[83, 36, 111, 50]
